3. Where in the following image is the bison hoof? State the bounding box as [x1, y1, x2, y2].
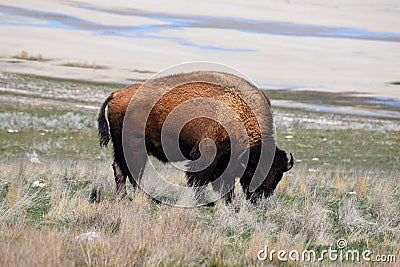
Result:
[198, 201, 215, 207]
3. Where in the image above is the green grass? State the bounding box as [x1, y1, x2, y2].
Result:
[5, 72, 124, 89]
[264, 90, 400, 113]
[1, 114, 398, 170]
[276, 128, 400, 170]
[0, 104, 88, 118]
[0, 87, 101, 103]
[0, 128, 106, 160]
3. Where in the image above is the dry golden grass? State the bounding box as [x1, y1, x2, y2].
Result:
[0, 158, 399, 266]
[12, 51, 51, 61]
[61, 61, 109, 70]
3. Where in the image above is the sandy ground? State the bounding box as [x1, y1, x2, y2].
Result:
[0, 0, 399, 98]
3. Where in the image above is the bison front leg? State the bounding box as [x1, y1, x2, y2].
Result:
[186, 172, 211, 207]
[211, 180, 235, 204]
[211, 158, 239, 204]
[186, 159, 219, 207]
[240, 182, 258, 203]
[239, 163, 263, 204]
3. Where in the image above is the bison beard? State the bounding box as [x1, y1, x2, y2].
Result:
[98, 71, 294, 205]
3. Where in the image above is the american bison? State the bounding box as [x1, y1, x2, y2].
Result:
[98, 71, 293, 205]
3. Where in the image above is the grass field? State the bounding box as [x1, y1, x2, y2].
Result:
[0, 73, 399, 266]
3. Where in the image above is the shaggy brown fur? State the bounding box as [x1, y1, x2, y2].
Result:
[98, 71, 293, 204]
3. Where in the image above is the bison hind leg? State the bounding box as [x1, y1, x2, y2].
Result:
[112, 160, 128, 198]
[127, 173, 138, 190]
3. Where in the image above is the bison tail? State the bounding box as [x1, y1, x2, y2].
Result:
[98, 93, 113, 148]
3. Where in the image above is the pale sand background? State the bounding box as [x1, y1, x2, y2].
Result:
[0, 0, 399, 98]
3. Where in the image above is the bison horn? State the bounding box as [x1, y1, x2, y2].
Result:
[286, 153, 294, 171]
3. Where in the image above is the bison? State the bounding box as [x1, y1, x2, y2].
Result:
[98, 71, 293, 205]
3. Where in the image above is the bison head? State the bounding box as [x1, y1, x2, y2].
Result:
[245, 147, 294, 202]
[264, 147, 293, 197]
